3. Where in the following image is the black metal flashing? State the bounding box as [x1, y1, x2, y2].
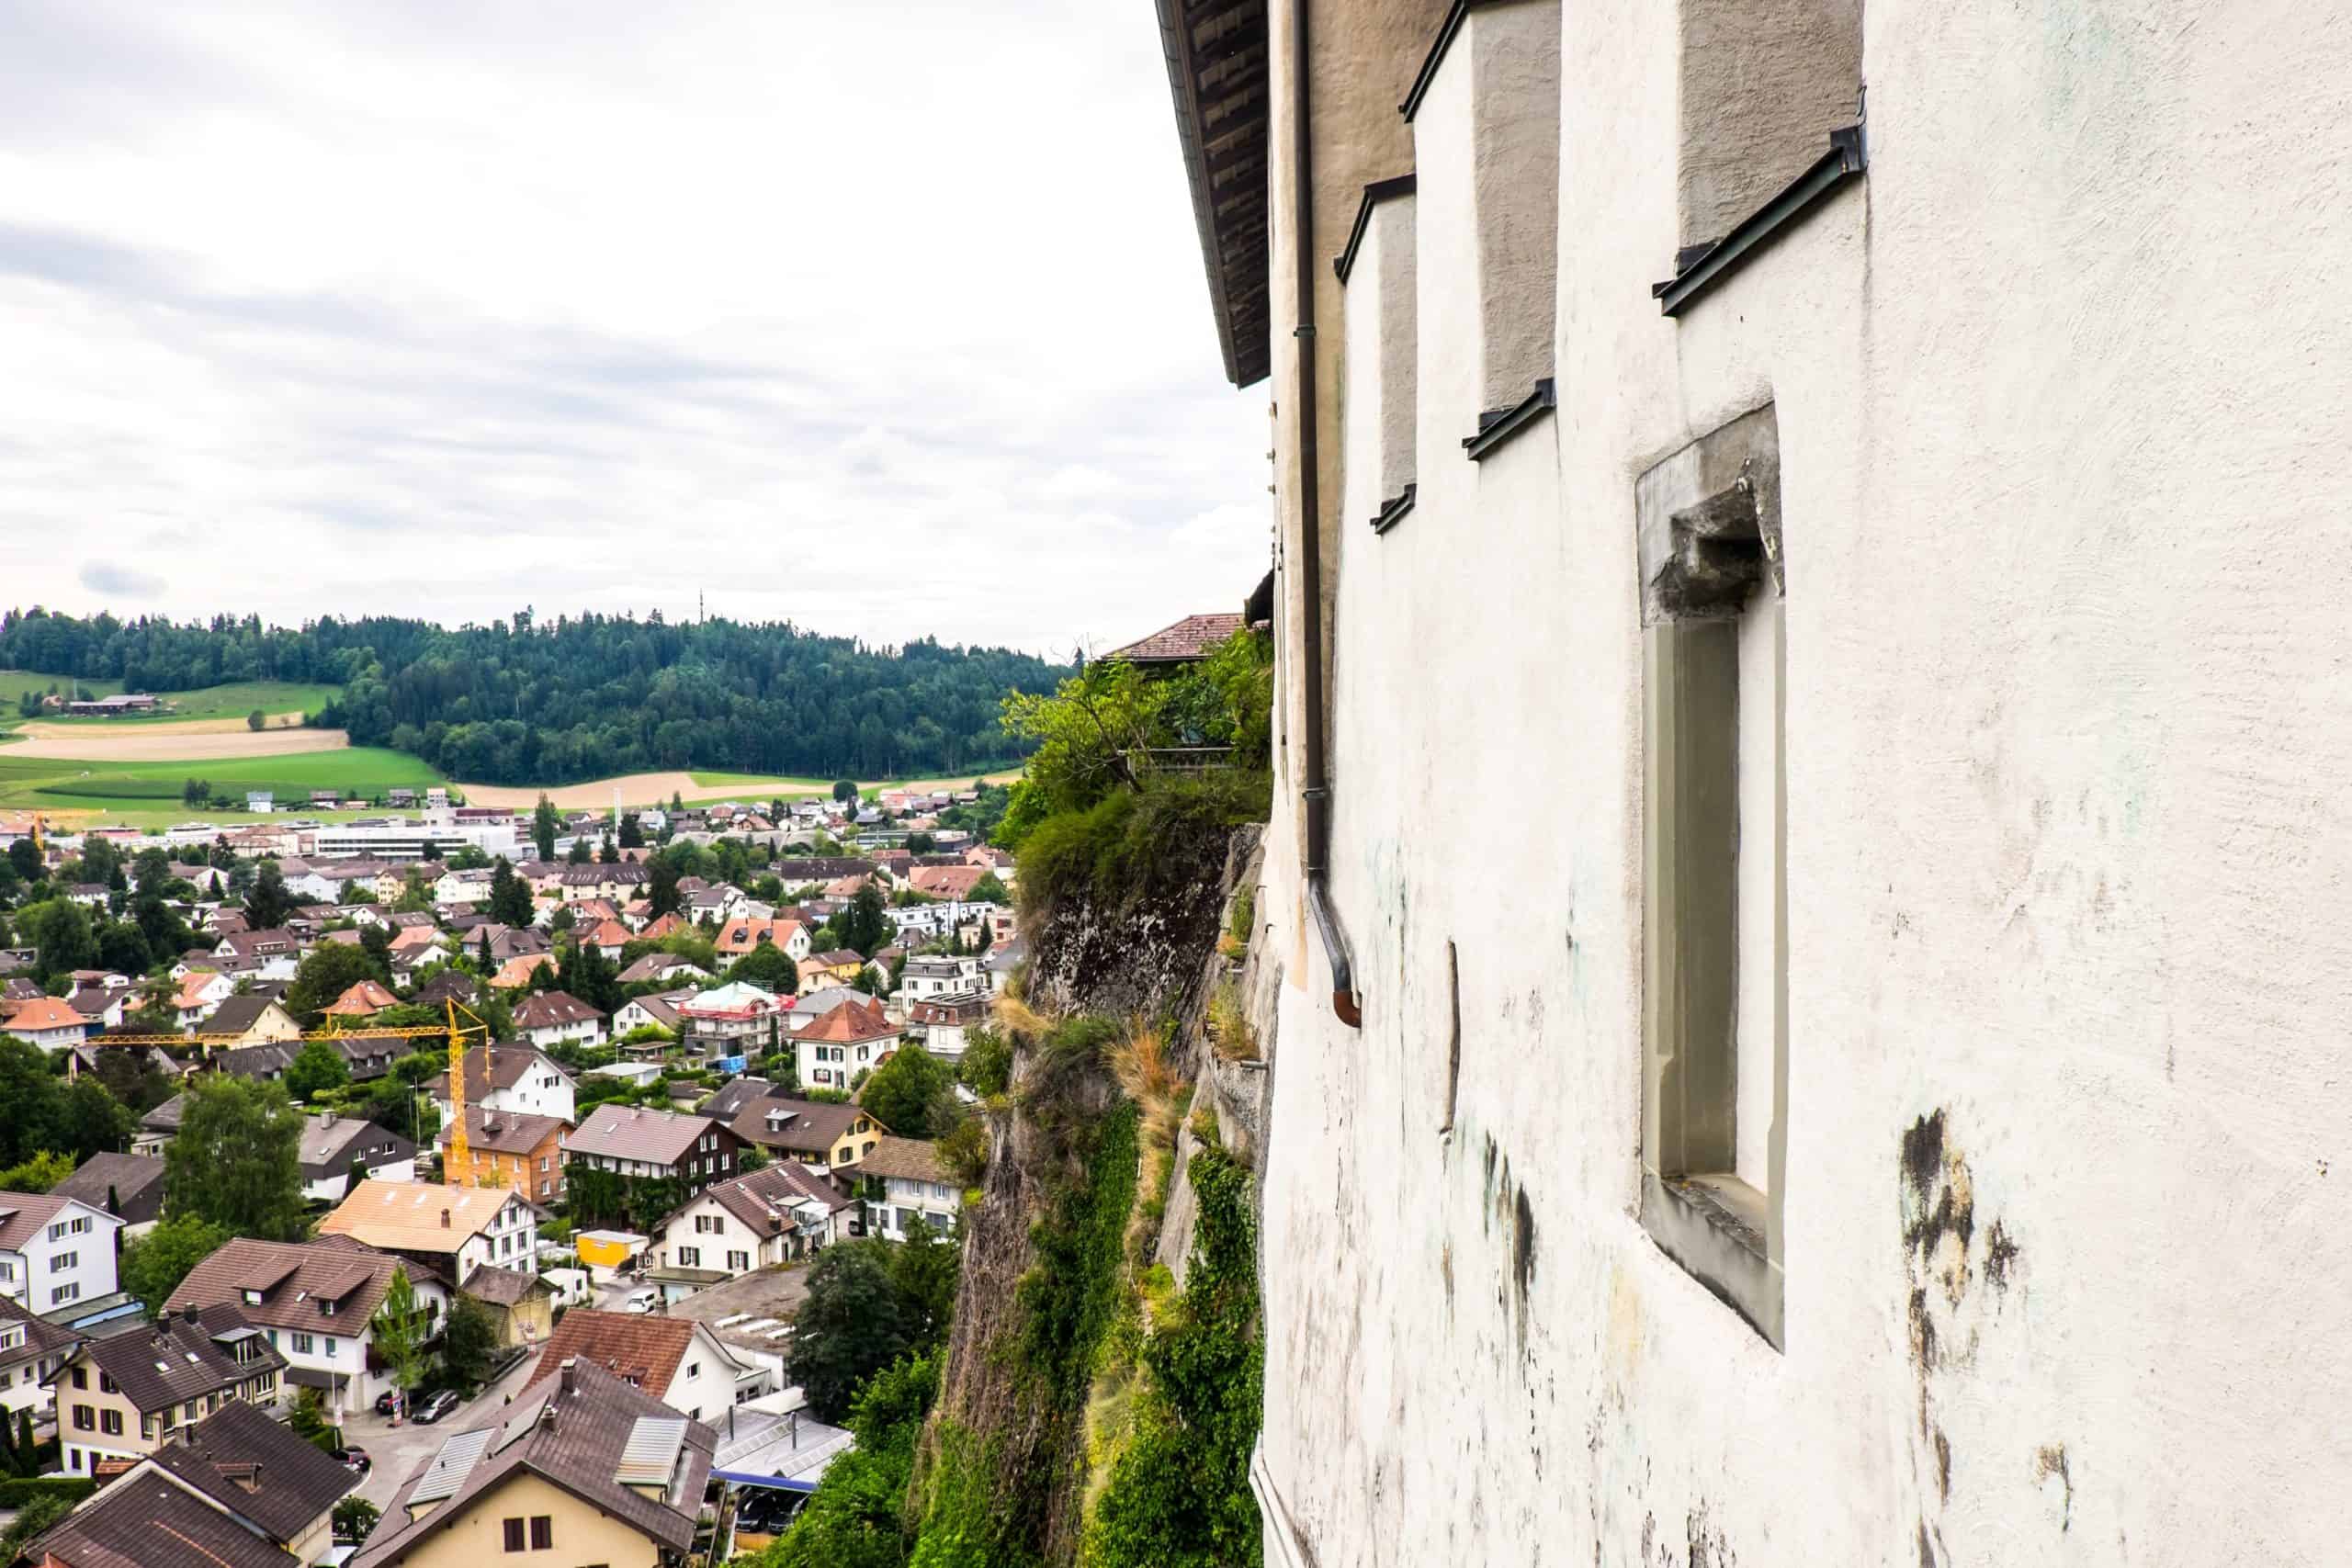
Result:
[1654, 125, 1867, 317]
[1334, 175, 1417, 284]
[1462, 378, 1556, 461]
[1369, 485, 1417, 534]
[1400, 0, 1490, 122]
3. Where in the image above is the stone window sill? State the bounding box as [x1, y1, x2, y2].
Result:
[1640, 1170, 1783, 1349]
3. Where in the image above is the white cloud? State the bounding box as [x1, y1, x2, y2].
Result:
[0, 0, 1265, 656]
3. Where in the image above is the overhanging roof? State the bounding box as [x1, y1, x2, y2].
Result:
[1156, 0, 1272, 386]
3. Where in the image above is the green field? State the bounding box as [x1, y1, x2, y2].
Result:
[0, 747, 445, 813]
[0, 672, 339, 728]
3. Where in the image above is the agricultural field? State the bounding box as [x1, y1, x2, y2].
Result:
[0, 671, 338, 728]
[0, 746, 445, 825]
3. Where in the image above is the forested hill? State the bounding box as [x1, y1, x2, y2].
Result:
[0, 607, 1071, 783]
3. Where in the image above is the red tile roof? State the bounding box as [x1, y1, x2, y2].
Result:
[1102, 611, 1244, 664]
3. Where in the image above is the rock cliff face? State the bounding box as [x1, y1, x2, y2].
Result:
[910, 820, 1271, 1566]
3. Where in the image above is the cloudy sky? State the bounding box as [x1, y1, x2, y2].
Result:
[0, 0, 1267, 660]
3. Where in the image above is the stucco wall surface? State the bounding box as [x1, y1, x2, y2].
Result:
[1254, 1, 2352, 1563]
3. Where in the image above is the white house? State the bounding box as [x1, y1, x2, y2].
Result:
[652, 1162, 853, 1271]
[524, 1308, 775, 1425]
[170, 970, 236, 1030]
[898, 954, 983, 1005]
[316, 1179, 541, 1278]
[0, 997, 89, 1053]
[856, 1138, 959, 1242]
[0, 1194, 124, 1317]
[164, 1237, 451, 1419]
[511, 989, 606, 1051]
[0, 1295, 78, 1423]
[428, 1043, 576, 1125]
[789, 996, 899, 1095]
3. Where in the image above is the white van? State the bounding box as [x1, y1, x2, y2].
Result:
[620, 1287, 661, 1314]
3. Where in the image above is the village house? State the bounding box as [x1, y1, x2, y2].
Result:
[898, 953, 983, 1004]
[0, 1193, 124, 1318]
[0, 1294, 79, 1423]
[28, 1399, 357, 1568]
[796, 949, 871, 996]
[348, 1357, 715, 1568]
[616, 953, 710, 987]
[322, 978, 400, 1020]
[612, 987, 691, 1038]
[673, 980, 785, 1060]
[300, 1112, 419, 1203]
[51, 1152, 167, 1239]
[564, 1106, 739, 1199]
[715, 915, 808, 962]
[907, 990, 990, 1061]
[657, 1160, 853, 1269]
[170, 968, 236, 1029]
[212, 930, 303, 981]
[198, 994, 303, 1047]
[791, 995, 899, 1093]
[48, 1303, 284, 1475]
[133, 1093, 187, 1156]
[558, 863, 649, 904]
[165, 1237, 449, 1420]
[511, 989, 606, 1051]
[579, 918, 635, 960]
[719, 1094, 886, 1172]
[520, 1309, 775, 1423]
[486, 952, 553, 990]
[438, 1108, 569, 1204]
[909, 863, 988, 901]
[317, 1179, 540, 1278]
[1, 995, 88, 1052]
[857, 1137, 961, 1242]
[428, 1043, 577, 1124]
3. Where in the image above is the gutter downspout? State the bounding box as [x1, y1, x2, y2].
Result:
[1291, 0, 1361, 1030]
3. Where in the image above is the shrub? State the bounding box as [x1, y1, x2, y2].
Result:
[0, 1476, 94, 1509]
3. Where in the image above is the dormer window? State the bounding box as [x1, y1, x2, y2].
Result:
[242, 1289, 263, 1305]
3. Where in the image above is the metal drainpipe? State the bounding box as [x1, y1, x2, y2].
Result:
[1291, 0, 1361, 1030]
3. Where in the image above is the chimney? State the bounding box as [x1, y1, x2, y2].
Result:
[440, 1209, 451, 1228]
[181, 1303, 201, 1324]
[560, 1356, 576, 1393]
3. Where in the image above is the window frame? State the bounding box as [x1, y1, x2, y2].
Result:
[1635, 402, 1789, 1351]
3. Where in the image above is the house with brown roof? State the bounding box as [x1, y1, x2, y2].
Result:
[714, 915, 809, 963]
[427, 1043, 576, 1124]
[579, 918, 635, 960]
[563, 1107, 739, 1212]
[51, 1152, 167, 1237]
[513, 989, 606, 1051]
[300, 1111, 419, 1202]
[487, 953, 555, 990]
[654, 1160, 854, 1269]
[791, 996, 899, 1094]
[910, 863, 989, 902]
[636, 910, 688, 942]
[1102, 610, 1244, 665]
[519, 1308, 774, 1423]
[166, 1236, 447, 1421]
[0, 1292, 81, 1423]
[721, 1094, 888, 1171]
[616, 953, 709, 987]
[857, 1137, 962, 1243]
[28, 1399, 357, 1568]
[323, 978, 401, 1019]
[458, 1264, 556, 1349]
[316, 1179, 540, 1280]
[439, 1107, 569, 1205]
[47, 1303, 285, 1476]
[349, 1357, 716, 1568]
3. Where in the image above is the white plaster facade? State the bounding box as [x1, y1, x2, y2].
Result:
[868, 1176, 957, 1244]
[1212, 2, 2352, 1564]
[0, 1198, 122, 1318]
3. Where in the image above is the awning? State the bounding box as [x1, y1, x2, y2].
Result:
[286, 1366, 340, 1390]
[712, 1470, 819, 1494]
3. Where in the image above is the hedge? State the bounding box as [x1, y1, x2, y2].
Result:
[0, 1476, 96, 1508]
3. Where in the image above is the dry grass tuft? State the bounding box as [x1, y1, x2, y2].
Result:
[1106, 1017, 1182, 1106]
[1205, 981, 1260, 1062]
[991, 994, 1051, 1042]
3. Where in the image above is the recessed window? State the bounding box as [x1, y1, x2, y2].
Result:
[1635, 402, 1788, 1349]
[529, 1516, 552, 1551]
[503, 1517, 526, 1551]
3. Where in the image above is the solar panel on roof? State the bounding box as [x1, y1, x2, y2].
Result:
[411, 1428, 493, 1506]
[616, 1416, 689, 1487]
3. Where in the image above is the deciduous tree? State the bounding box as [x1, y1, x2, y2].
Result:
[164, 1074, 306, 1241]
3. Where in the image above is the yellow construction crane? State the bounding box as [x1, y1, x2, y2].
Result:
[85, 999, 492, 1173]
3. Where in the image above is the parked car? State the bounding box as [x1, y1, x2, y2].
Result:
[412, 1389, 462, 1425]
[333, 1446, 371, 1474]
[374, 1391, 401, 1416]
[620, 1287, 660, 1314]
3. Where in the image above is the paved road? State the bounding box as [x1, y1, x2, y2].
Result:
[345, 1352, 545, 1512]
